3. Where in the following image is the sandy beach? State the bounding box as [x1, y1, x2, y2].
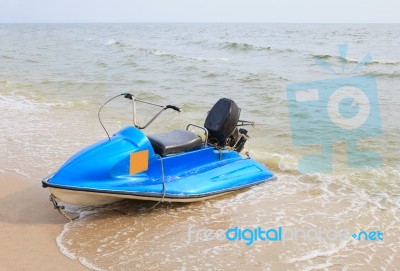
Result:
[0, 172, 87, 271]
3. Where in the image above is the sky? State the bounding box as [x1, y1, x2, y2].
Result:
[1, 0, 399, 23]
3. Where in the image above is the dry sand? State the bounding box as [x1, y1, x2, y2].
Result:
[0, 172, 88, 271]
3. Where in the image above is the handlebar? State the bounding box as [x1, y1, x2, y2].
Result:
[99, 92, 182, 140]
[123, 93, 180, 112]
[121, 93, 181, 129]
[165, 105, 181, 112]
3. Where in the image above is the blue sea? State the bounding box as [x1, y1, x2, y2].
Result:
[1, 23, 399, 270]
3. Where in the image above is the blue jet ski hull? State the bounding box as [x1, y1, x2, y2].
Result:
[42, 126, 275, 205]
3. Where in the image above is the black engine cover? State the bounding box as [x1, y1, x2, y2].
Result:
[204, 98, 241, 144]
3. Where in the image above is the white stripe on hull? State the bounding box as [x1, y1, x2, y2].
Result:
[49, 187, 232, 206]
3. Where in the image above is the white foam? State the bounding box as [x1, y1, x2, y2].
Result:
[153, 50, 172, 57]
[56, 217, 105, 271]
[5, 168, 31, 179]
[0, 95, 44, 112]
[302, 262, 333, 271]
[56, 222, 77, 260]
[187, 56, 230, 62]
[277, 155, 298, 172]
[287, 240, 348, 263]
[288, 248, 334, 263]
[144, 46, 230, 63]
[106, 39, 116, 46]
[79, 257, 104, 271]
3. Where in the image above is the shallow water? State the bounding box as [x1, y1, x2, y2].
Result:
[1, 23, 399, 270]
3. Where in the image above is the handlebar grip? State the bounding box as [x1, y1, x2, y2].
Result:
[123, 93, 133, 100]
[166, 105, 181, 112]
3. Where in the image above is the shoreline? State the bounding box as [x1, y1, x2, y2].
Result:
[0, 172, 88, 271]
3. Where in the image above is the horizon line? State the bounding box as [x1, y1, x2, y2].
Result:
[1, 21, 399, 24]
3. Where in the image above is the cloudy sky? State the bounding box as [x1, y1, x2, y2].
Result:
[1, 0, 399, 23]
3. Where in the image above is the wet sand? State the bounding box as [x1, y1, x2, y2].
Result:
[0, 172, 88, 271]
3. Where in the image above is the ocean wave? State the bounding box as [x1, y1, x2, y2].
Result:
[0, 95, 45, 111]
[79, 258, 104, 271]
[189, 56, 229, 62]
[184, 65, 201, 72]
[0, 93, 91, 110]
[287, 240, 348, 263]
[313, 54, 399, 65]
[221, 41, 269, 51]
[57, 208, 105, 271]
[123, 58, 138, 67]
[220, 41, 296, 54]
[25, 59, 40, 63]
[105, 38, 229, 63]
[239, 77, 263, 83]
[56, 222, 77, 260]
[105, 39, 126, 47]
[313, 54, 360, 64]
[140, 47, 229, 63]
[128, 46, 174, 60]
[0, 79, 35, 89]
[314, 54, 332, 60]
[250, 150, 300, 175]
[150, 49, 176, 58]
[371, 71, 400, 78]
[94, 59, 107, 67]
[237, 71, 289, 84]
[1, 54, 15, 60]
[202, 73, 220, 78]
[370, 59, 399, 65]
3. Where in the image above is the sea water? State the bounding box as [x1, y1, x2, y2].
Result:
[0, 23, 399, 270]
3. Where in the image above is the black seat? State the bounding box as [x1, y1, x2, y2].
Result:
[148, 129, 203, 156]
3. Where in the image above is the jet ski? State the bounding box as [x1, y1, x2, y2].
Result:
[42, 94, 275, 206]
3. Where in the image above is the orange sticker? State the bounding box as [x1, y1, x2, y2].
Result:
[129, 150, 149, 175]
